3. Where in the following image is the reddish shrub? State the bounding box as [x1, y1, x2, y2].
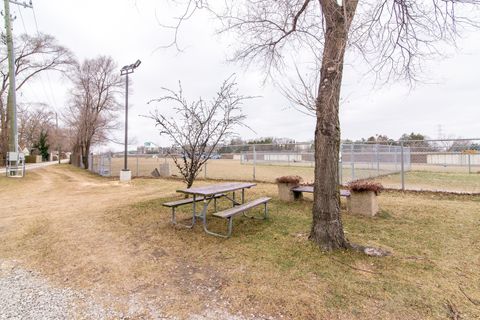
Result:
[348, 180, 384, 195]
[275, 175, 303, 184]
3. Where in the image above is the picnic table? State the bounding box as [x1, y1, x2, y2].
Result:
[163, 182, 271, 238]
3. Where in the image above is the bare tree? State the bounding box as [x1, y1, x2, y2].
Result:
[17, 103, 71, 160]
[148, 77, 249, 188]
[64, 56, 122, 169]
[163, 0, 480, 250]
[0, 33, 74, 161]
[17, 103, 55, 151]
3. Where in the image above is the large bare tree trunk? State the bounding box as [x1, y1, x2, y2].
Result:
[310, 0, 357, 250]
[81, 142, 90, 170]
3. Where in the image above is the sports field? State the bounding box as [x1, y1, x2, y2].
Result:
[108, 157, 480, 193]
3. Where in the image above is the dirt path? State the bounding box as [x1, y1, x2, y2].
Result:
[1, 165, 175, 222]
[0, 165, 252, 319]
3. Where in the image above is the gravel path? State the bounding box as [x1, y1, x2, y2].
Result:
[0, 260, 256, 320]
[0, 260, 130, 319]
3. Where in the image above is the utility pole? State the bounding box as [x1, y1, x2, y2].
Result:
[3, 0, 32, 177]
[56, 112, 60, 164]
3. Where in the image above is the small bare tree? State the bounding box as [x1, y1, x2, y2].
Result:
[0, 33, 74, 161]
[148, 77, 249, 188]
[64, 56, 122, 169]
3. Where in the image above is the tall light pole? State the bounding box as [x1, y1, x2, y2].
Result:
[119, 59, 141, 182]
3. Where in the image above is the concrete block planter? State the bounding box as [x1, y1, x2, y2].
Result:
[347, 191, 379, 216]
[275, 176, 302, 202]
[347, 181, 383, 217]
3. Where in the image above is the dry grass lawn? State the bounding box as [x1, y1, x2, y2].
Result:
[377, 170, 480, 193]
[0, 165, 479, 319]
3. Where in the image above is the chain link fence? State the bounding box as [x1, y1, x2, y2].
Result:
[88, 153, 111, 177]
[88, 138, 480, 193]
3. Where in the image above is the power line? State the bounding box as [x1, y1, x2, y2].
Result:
[16, 4, 27, 31]
[31, 5, 60, 112]
[15, 4, 45, 105]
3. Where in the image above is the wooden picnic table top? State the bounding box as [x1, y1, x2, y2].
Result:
[177, 182, 256, 196]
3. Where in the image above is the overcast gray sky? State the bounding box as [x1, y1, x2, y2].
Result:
[12, 0, 480, 151]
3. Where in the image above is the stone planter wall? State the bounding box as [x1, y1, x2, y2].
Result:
[347, 191, 379, 216]
[277, 182, 301, 201]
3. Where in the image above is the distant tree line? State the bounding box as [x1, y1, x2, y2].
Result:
[344, 133, 479, 152]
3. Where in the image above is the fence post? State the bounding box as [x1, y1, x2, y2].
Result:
[350, 144, 355, 181]
[136, 154, 139, 177]
[102, 155, 106, 176]
[400, 142, 405, 190]
[88, 154, 92, 171]
[204, 161, 207, 179]
[394, 146, 398, 171]
[109, 154, 112, 177]
[468, 153, 471, 174]
[376, 144, 380, 176]
[253, 145, 256, 181]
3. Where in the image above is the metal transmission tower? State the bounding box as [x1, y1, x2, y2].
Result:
[119, 59, 141, 182]
[3, 0, 32, 177]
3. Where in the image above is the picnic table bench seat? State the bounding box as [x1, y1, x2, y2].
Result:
[163, 193, 225, 226]
[211, 196, 271, 238]
[213, 197, 271, 218]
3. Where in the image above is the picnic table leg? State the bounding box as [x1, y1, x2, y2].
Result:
[223, 193, 241, 206]
[191, 195, 197, 225]
[214, 197, 217, 212]
[171, 198, 196, 229]
[202, 198, 231, 238]
[243, 202, 269, 220]
[171, 207, 176, 224]
[242, 189, 245, 204]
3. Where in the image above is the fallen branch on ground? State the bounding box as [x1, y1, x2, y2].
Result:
[459, 285, 480, 306]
